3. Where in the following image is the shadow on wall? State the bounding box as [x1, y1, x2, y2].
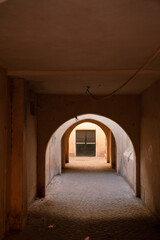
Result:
[45, 114, 136, 193]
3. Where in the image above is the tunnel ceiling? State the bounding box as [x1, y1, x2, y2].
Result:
[0, 0, 160, 94]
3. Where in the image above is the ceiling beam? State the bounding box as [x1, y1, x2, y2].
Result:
[7, 70, 160, 77]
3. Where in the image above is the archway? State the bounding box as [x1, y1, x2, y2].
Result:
[45, 114, 136, 195]
[69, 122, 108, 162]
[61, 120, 116, 170]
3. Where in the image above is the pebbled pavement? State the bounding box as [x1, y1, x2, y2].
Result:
[4, 158, 160, 240]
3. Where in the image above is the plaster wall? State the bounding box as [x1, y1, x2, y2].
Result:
[116, 128, 136, 191]
[10, 79, 27, 230]
[0, 70, 10, 239]
[25, 89, 37, 206]
[46, 135, 60, 187]
[9, 80, 37, 231]
[140, 81, 160, 216]
[69, 122, 107, 158]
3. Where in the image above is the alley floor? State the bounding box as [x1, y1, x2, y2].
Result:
[4, 158, 160, 240]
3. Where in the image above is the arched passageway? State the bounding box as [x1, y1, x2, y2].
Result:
[37, 95, 140, 199]
[62, 121, 116, 176]
[5, 113, 160, 240]
[45, 114, 136, 195]
[15, 115, 157, 240]
[61, 121, 116, 170]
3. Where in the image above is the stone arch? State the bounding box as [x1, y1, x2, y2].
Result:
[44, 114, 138, 197]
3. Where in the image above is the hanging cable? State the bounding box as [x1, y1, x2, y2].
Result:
[85, 46, 160, 100]
[85, 86, 99, 100]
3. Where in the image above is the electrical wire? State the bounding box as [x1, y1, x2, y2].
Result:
[86, 46, 160, 100]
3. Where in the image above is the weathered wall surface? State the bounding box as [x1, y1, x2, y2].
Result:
[9, 80, 37, 231]
[140, 81, 160, 216]
[46, 135, 60, 187]
[0, 70, 10, 239]
[25, 88, 37, 206]
[38, 95, 140, 196]
[117, 129, 136, 191]
[69, 122, 107, 158]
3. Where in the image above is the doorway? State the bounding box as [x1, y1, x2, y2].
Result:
[69, 122, 108, 162]
[76, 130, 96, 156]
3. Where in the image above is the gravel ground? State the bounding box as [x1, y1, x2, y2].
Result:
[4, 158, 160, 240]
